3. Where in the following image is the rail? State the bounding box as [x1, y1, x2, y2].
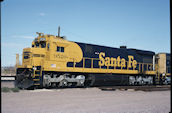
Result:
[99, 85, 171, 91]
[1, 76, 16, 81]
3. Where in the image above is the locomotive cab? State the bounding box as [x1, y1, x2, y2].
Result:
[22, 33, 47, 68]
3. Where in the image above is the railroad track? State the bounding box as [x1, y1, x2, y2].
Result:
[99, 85, 171, 91]
[1, 76, 16, 81]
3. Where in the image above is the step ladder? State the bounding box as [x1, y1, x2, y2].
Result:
[32, 66, 42, 87]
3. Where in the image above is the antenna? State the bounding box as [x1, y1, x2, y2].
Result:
[36, 32, 44, 36]
[58, 26, 60, 37]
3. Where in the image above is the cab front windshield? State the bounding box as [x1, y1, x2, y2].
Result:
[32, 41, 46, 48]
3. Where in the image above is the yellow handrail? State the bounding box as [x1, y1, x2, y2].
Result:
[80, 57, 155, 73]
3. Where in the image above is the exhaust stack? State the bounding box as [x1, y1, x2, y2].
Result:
[58, 26, 60, 37]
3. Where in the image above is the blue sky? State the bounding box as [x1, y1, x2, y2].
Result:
[1, 0, 170, 66]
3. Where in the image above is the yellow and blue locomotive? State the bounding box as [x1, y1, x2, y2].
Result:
[15, 29, 171, 89]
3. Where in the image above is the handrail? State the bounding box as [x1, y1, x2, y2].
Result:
[72, 57, 156, 72]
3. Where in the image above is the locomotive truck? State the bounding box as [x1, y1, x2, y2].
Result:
[15, 29, 171, 89]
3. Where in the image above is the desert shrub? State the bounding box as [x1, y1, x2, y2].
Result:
[11, 87, 20, 92]
[1, 87, 11, 92]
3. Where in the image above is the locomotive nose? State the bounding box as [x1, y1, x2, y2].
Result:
[23, 48, 32, 68]
[22, 47, 46, 68]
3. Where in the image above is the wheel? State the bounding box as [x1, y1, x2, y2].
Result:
[141, 80, 144, 85]
[59, 79, 68, 87]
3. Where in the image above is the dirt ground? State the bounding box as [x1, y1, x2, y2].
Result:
[1, 81, 171, 113]
[1, 81, 15, 88]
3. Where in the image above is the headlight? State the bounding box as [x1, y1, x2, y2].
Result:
[33, 67, 37, 70]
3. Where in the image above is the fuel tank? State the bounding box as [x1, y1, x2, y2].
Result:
[88, 74, 129, 86]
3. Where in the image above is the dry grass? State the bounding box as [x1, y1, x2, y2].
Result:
[1, 87, 20, 93]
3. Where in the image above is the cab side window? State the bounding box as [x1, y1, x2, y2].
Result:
[57, 46, 64, 52]
[61, 47, 64, 52]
